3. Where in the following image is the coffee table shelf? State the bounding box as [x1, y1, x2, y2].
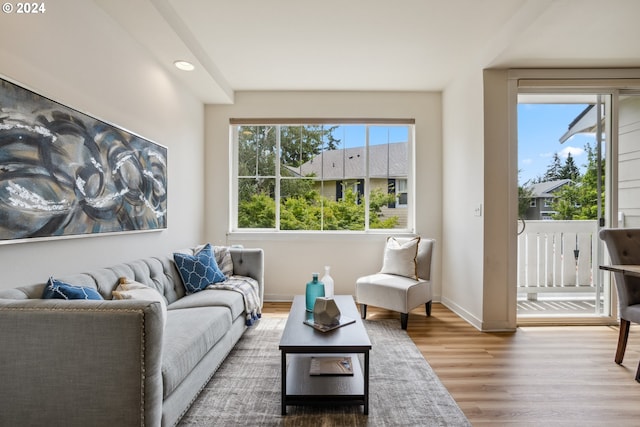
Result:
[279, 295, 372, 415]
[286, 353, 364, 398]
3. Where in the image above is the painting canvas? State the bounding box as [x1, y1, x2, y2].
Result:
[0, 77, 167, 243]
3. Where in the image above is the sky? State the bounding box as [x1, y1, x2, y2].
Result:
[325, 116, 597, 186]
[329, 125, 409, 148]
[518, 103, 596, 185]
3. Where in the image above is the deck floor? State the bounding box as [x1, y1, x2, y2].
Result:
[517, 298, 601, 316]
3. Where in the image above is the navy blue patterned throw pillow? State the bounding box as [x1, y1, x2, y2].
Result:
[42, 277, 104, 300]
[174, 243, 226, 294]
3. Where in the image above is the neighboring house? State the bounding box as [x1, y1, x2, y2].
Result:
[285, 142, 408, 226]
[522, 179, 572, 220]
[288, 142, 408, 206]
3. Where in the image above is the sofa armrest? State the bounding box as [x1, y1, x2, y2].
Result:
[229, 247, 264, 305]
[0, 298, 164, 427]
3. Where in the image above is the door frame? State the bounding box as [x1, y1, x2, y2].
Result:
[506, 69, 640, 325]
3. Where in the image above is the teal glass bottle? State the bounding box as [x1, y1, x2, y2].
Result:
[305, 272, 325, 312]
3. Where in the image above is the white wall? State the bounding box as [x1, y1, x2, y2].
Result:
[441, 68, 517, 332]
[0, 0, 205, 289]
[482, 69, 517, 330]
[206, 91, 442, 301]
[441, 69, 487, 329]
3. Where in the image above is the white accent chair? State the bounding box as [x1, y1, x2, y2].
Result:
[355, 236, 434, 330]
[599, 228, 640, 382]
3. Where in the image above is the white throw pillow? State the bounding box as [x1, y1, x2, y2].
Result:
[112, 278, 167, 328]
[379, 237, 420, 279]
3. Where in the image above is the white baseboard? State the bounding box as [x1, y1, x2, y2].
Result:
[440, 296, 516, 332]
[440, 296, 483, 331]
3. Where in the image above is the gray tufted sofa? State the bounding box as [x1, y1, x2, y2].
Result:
[0, 245, 263, 427]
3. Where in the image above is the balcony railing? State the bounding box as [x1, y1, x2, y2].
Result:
[517, 220, 598, 299]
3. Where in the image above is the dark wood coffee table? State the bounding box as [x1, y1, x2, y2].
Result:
[279, 295, 372, 415]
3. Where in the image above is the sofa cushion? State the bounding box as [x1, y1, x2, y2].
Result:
[173, 243, 226, 294]
[42, 278, 103, 300]
[161, 306, 232, 398]
[167, 288, 245, 320]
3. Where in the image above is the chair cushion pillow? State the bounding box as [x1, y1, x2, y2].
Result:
[379, 236, 420, 279]
[42, 277, 103, 300]
[174, 243, 226, 294]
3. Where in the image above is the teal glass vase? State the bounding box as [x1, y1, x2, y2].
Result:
[305, 272, 325, 312]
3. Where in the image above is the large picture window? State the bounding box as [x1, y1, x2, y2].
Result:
[231, 120, 414, 232]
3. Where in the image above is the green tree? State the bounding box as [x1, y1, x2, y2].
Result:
[551, 183, 580, 220]
[324, 188, 365, 230]
[574, 143, 604, 219]
[551, 143, 604, 220]
[559, 152, 580, 180]
[542, 152, 564, 181]
[280, 192, 323, 230]
[237, 126, 277, 205]
[237, 193, 276, 228]
[242, 187, 399, 230]
[518, 184, 534, 219]
[368, 189, 399, 229]
[237, 125, 340, 201]
[279, 125, 340, 168]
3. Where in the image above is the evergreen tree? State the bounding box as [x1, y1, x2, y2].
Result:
[551, 143, 604, 220]
[543, 153, 563, 181]
[574, 143, 605, 219]
[559, 152, 580, 180]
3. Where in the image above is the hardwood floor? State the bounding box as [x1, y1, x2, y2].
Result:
[263, 301, 640, 426]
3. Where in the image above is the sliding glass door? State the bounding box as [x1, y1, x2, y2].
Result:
[516, 92, 611, 321]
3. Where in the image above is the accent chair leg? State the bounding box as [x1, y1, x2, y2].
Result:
[360, 304, 367, 319]
[616, 319, 631, 364]
[636, 360, 640, 383]
[425, 301, 432, 317]
[400, 313, 408, 330]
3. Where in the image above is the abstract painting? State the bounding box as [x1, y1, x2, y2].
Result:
[0, 77, 167, 243]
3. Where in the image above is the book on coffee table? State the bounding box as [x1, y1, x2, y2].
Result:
[309, 356, 354, 376]
[303, 315, 355, 332]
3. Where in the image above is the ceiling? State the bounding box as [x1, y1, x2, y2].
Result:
[95, 0, 640, 104]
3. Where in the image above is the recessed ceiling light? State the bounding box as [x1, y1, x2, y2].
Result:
[174, 60, 195, 71]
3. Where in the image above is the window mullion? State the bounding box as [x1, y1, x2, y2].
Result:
[364, 125, 370, 230]
[275, 125, 281, 230]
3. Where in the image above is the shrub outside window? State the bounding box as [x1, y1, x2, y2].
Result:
[231, 121, 414, 232]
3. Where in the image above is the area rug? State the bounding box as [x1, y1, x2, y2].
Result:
[178, 317, 470, 426]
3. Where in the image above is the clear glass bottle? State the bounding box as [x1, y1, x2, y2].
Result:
[305, 272, 325, 312]
[320, 266, 334, 298]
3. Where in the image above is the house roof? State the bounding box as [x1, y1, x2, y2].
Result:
[528, 179, 572, 197]
[287, 142, 407, 180]
[559, 104, 602, 143]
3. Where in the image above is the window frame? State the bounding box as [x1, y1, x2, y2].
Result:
[230, 119, 415, 233]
